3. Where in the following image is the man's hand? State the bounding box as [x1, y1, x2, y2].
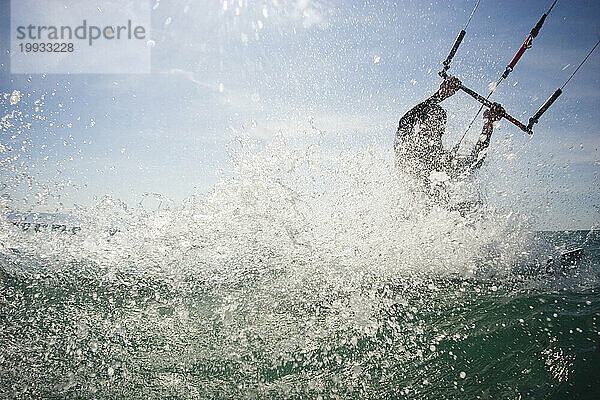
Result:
[483, 102, 504, 123]
[438, 76, 461, 100]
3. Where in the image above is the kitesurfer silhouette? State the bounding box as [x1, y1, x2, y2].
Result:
[394, 75, 504, 183]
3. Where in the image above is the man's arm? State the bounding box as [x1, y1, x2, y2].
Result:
[396, 76, 461, 139]
[470, 103, 504, 169]
[449, 102, 504, 174]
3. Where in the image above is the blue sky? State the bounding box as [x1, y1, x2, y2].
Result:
[0, 0, 599, 229]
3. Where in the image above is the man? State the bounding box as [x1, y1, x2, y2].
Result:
[394, 76, 504, 183]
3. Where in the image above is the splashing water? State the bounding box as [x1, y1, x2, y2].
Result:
[1, 131, 598, 399]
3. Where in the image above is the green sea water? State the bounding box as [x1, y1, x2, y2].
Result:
[1, 229, 598, 399]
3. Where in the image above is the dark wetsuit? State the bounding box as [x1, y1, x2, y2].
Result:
[394, 93, 492, 181]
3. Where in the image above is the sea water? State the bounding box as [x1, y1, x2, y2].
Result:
[1, 135, 599, 399]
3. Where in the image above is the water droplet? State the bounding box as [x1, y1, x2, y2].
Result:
[10, 90, 21, 105]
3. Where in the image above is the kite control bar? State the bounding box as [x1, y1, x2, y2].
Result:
[439, 70, 532, 134]
[451, 0, 558, 150]
[527, 88, 562, 131]
[437, 0, 597, 136]
[437, 0, 532, 136]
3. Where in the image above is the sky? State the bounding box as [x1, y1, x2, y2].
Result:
[0, 0, 599, 230]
